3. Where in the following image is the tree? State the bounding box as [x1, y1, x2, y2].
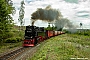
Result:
[0, 0, 15, 43]
[45, 23, 56, 30]
[18, 0, 25, 30]
[79, 23, 83, 33]
[80, 23, 82, 29]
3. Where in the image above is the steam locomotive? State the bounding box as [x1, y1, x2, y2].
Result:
[23, 25, 65, 47]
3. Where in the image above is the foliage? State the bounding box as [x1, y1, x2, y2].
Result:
[5, 37, 22, 43]
[75, 30, 90, 36]
[64, 29, 90, 35]
[45, 24, 56, 30]
[0, 0, 15, 43]
[3, 30, 24, 43]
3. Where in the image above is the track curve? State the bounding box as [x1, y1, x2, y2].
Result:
[0, 44, 40, 60]
[0, 47, 25, 60]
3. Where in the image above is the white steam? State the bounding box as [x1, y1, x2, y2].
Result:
[55, 18, 75, 30]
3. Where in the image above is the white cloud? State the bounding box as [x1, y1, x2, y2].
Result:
[13, 0, 22, 3]
[12, 0, 90, 28]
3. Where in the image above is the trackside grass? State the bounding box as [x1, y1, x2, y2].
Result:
[0, 42, 22, 54]
[28, 34, 90, 60]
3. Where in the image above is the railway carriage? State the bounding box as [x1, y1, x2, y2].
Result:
[46, 30, 54, 38]
[54, 31, 58, 36]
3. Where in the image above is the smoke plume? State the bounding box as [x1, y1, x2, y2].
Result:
[31, 5, 62, 25]
[55, 18, 75, 30]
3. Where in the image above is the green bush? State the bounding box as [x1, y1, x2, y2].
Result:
[84, 33, 89, 36]
[16, 37, 22, 42]
[5, 38, 17, 43]
[7, 32, 14, 38]
[75, 30, 90, 36]
[3, 32, 14, 39]
[5, 37, 22, 43]
[4, 38, 11, 43]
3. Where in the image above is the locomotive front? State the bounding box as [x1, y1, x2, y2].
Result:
[23, 26, 38, 46]
[23, 25, 45, 47]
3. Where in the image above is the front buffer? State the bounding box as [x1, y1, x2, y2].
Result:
[23, 38, 35, 47]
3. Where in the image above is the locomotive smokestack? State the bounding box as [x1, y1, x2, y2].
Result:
[32, 21, 35, 26]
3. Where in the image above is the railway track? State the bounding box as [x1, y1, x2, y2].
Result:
[14, 44, 40, 60]
[0, 47, 26, 60]
[0, 44, 40, 60]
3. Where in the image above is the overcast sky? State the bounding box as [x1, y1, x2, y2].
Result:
[12, 0, 90, 28]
